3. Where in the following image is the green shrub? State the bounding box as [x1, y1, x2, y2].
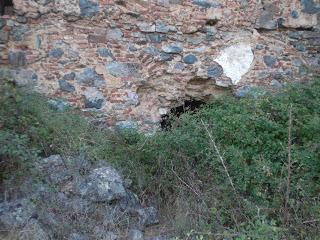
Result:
[107, 78, 320, 238]
[0, 78, 319, 238]
[0, 83, 108, 184]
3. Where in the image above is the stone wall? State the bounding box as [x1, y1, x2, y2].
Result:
[0, 0, 319, 131]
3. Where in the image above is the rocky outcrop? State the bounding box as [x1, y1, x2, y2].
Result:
[0, 0, 319, 131]
[0, 155, 163, 239]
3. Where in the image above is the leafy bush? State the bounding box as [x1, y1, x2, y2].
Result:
[106, 78, 320, 238]
[0, 83, 107, 184]
[0, 78, 319, 238]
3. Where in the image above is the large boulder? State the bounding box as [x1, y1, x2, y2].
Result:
[0, 199, 35, 230]
[18, 219, 52, 240]
[137, 207, 160, 227]
[0, 155, 161, 238]
[128, 229, 144, 240]
[76, 166, 127, 202]
[68, 233, 90, 240]
[37, 155, 71, 185]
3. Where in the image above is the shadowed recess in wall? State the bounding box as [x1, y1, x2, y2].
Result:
[160, 99, 205, 130]
[0, 0, 13, 15]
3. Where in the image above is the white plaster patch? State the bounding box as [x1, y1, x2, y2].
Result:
[215, 43, 254, 85]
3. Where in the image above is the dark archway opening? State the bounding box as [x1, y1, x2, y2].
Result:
[0, 0, 14, 16]
[160, 99, 205, 130]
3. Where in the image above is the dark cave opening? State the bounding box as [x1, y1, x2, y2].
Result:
[205, 19, 219, 26]
[0, 0, 14, 16]
[160, 99, 205, 130]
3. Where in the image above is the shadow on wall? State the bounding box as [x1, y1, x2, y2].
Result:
[160, 99, 205, 130]
[0, 0, 14, 15]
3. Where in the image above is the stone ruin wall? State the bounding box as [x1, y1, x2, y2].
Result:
[0, 0, 319, 131]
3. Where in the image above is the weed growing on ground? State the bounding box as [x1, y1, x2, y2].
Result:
[1, 79, 319, 238]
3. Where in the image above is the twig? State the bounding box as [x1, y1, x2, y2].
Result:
[284, 104, 293, 225]
[201, 119, 242, 229]
[200, 119, 236, 194]
[302, 219, 320, 224]
[137, 135, 150, 150]
[186, 229, 240, 238]
[170, 162, 202, 199]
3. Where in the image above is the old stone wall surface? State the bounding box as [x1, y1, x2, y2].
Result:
[0, 0, 319, 131]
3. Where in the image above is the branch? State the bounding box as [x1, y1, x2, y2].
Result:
[284, 104, 293, 225]
[201, 119, 237, 194]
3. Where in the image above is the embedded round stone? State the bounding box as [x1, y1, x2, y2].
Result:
[63, 72, 76, 80]
[300, 0, 320, 14]
[76, 68, 105, 87]
[83, 87, 105, 109]
[106, 28, 123, 41]
[207, 64, 223, 78]
[263, 55, 277, 67]
[159, 53, 173, 61]
[162, 44, 183, 54]
[59, 80, 75, 93]
[97, 48, 114, 58]
[183, 54, 198, 64]
[49, 48, 64, 58]
[79, 0, 99, 17]
[291, 10, 299, 19]
[9, 51, 26, 67]
[137, 22, 155, 33]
